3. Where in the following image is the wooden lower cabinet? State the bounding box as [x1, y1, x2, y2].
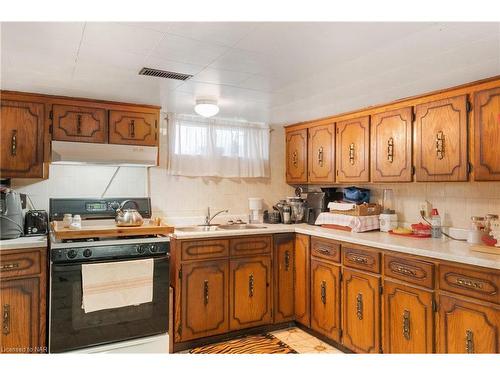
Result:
[342, 268, 381, 353]
[0, 247, 46, 354]
[294, 234, 310, 327]
[229, 256, 272, 330]
[273, 234, 295, 323]
[179, 260, 229, 342]
[437, 294, 500, 353]
[383, 281, 434, 353]
[310, 259, 341, 341]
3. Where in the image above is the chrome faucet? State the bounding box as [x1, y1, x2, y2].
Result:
[204, 207, 229, 226]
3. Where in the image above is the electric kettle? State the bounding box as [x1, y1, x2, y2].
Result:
[115, 200, 144, 227]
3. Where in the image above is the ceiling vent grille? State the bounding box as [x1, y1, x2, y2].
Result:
[138, 67, 193, 81]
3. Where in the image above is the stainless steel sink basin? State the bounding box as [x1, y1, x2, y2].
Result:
[175, 225, 220, 232]
[217, 224, 267, 230]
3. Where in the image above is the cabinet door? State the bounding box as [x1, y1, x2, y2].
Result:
[0, 100, 45, 178]
[437, 294, 499, 353]
[180, 260, 228, 342]
[52, 104, 107, 143]
[294, 234, 310, 327]
[311, 259, 341, 341]
[371, 107, 413, 182]
[229, 256, 272, 330]
[342, 268, 381, 353]
[109, 110, 158, 146]
[273, 234, 295, 323]
[336, 116, 370, 183]
[383, 281, 434, 353]
[286, 129, 308, 184]
[414, 95, 468, 181]
[474, 87, 500, 181]
[308, 123, 335, 183]
[0, 278, 40, 353]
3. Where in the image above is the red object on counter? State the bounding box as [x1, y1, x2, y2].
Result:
[482, 233, 498, 246]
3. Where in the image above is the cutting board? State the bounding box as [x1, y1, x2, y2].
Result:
[51, 220, 174, 241]
[470, 244, 500, 255]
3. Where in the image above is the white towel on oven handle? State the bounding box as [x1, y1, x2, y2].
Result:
[81, 258, 154, 313]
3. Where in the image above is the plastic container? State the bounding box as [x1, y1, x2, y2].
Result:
[70, 214, 82, 229]
[62, 214, 72, 228]
[467, 216, 485, 244]
[430, 208, 442, 238]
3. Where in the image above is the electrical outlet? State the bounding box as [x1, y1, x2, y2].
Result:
[419, 201, 432, 218]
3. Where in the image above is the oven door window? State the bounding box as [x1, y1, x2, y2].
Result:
[50, 256, 169, 353]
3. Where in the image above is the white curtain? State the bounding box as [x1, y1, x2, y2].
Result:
[166, 113, 270, 178]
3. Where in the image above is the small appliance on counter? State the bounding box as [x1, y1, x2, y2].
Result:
[248, 197, 264, 224]
[379, 189, 398, 232]
[24, 210, 49, 236]
[305, 188, 342, 225]
[0, 187, 24, 239]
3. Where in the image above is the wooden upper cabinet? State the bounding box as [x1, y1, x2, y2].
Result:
[414, 95, 468, 181]
[342, 268, 381, 353]
[437, 294, 499, 353]
[1, 99, 45, 179]
[308, 123, 335, 183]
[294, 234, 311, 327]
[109, 110, 158, 146]
[229, 256, 272, 331]
[371, 107, 413, 182]
[273, 234, 295, 324]
[179, 260, 229, 342]
[52, 104, 107, 143]
[473, 87, 500, 181]
[310, 259, 341, 341]
[336, 116, 370, 183]
[286, 128, 308, 184]
[383, 281, 434, 353]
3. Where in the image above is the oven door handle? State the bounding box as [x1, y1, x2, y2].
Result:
[52, 254, 170, 271]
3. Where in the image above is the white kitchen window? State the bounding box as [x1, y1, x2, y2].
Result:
[166, 113, 270, 178]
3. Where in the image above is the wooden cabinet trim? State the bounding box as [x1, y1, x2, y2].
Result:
[0, 251, 41, 279]
[311, 236, 341, 263]
[384, 254, 434, 289]
[308, 123, 335, 183]
[229, 236, 272, 257]
[336, 116, 370, 182]
[342, 245, 380, 274]
[286, 129, 308, 183]
[181, 239, 229, 262]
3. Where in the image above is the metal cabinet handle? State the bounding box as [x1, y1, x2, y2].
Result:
[130, 120, 136, 138]
[284, 250, 290, 271]
[317, 246, 331, 256]
[356, 293, 363, 320]
[318, 146, 324, 167]
[456, 277, 483, 290]
[435, 131, 445, 160]
[349, 254, 368, 264]
[203, 280, 209, 305]
[465, 329, 474, 353]
[2, 304, 10, 336]
[11, 130, 17, 156]
[387, 137, 394, 163]
[76, 114, 82, 134]
[393, 264, 417, 278]
[248, 273, 254, 297]
[292, 151, 298, 167]
[349, 143, 355, 165]
[403, 310, 411, 340]
[0, 262, 20, 271]
[320, 280, 327, 305]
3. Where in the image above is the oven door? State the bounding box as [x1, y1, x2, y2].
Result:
[49, 255, 169, 353]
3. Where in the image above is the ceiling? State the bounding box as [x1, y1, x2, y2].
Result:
[1, 22, 499, 124]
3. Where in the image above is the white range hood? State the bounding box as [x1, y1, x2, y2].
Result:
[51, 141, 158, 167]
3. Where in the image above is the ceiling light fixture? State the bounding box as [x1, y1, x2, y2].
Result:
[194, 98, 219, 118]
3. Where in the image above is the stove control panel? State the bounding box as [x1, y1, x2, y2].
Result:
[51, 242, 169, 263]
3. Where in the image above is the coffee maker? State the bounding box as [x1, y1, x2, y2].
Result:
[305, 188, 342, 225]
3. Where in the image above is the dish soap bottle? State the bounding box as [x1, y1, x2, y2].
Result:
[430, 208, 442, 238]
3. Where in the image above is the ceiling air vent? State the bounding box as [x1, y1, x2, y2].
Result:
[138, 67, 192, 81]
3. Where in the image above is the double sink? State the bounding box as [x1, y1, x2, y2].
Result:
[176, 223, 267, 232]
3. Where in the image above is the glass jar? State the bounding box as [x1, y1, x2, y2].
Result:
[485, 214, 499, 233]
[62, 214, 72, 228]
[467, 216, 485, 244]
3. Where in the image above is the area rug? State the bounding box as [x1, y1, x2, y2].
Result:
[188, 333, 298, 354]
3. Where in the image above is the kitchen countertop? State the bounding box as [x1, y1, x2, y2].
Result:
[171, 223, 500, 270]
[0, 235, 48, 251]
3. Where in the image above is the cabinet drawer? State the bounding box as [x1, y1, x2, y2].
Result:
[230, 236, 272, 257]
[384, 254, 435, 289]
[342, 245, 380, 273]
[311, 237, 341, 263]
[181, 239, 229, 261]
[0, 250, 41, 279]
[438, 264, 500, 304]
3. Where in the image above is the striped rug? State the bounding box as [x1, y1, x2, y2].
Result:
[188, 333, 298, 354]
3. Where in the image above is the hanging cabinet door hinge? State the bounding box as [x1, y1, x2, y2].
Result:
[178, 267, 182, 279]
[379, 285, 383, 295]
[466, 101, 472, 112]
[49, 110, 53, 120]
[339, 271, 343, 282]
[49, 124, 53, 134]
[339, 328, 343, 339]
[432, 299, 438, 312]
[467, 162, 473, 174]
[412, 166, 416, 175]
